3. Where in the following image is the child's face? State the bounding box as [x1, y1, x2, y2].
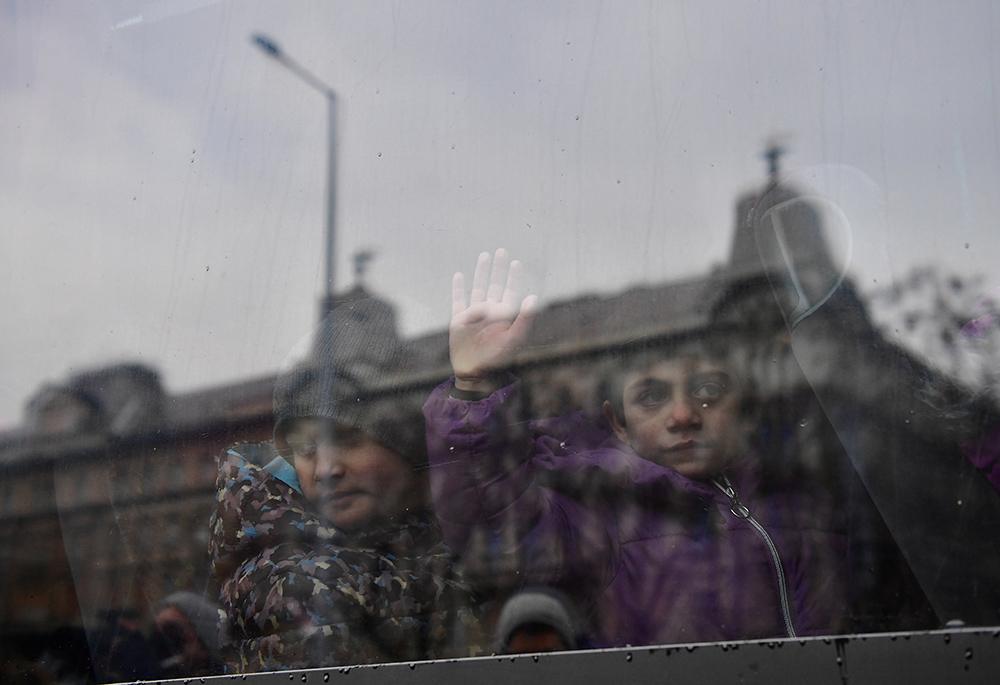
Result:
[285, 418, 426, 531]
[607, 356, 743, 480]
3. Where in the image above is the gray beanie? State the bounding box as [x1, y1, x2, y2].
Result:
[493, 587, 581, 653]
[273, 292, 428, 471]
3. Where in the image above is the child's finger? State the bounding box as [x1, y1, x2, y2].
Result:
[452, 272, 467, 317]
[501, 260, 523, 309]
[487, 248, 509, 302]
[469, 252, 491, 304]
[508, 294, 538, 343]
[521, 293, 538, 315]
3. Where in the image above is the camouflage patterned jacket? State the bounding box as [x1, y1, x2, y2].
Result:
[209, 445, 483, 672]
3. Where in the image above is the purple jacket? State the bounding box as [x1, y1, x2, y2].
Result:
[424, 380, 850, 648]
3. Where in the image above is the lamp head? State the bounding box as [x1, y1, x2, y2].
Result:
[251, 34, 282, 58]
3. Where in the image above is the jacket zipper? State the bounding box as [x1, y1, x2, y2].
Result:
[710, 473, 797, 638]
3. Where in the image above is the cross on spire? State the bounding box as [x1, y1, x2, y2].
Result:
[763, 142, 786, 178]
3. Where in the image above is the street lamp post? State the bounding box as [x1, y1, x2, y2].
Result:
[251, 34, 338, 320]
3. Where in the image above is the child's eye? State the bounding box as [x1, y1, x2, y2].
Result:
[636, 388, 667, 406]
[287, 439, 318, 458]
[691, 382, 726, 401]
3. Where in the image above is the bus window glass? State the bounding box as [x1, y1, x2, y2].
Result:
[1, 1, 999, 681]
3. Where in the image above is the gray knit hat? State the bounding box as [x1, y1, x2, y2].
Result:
[273, 291, 428, 471]
[493, 587, 581, 653]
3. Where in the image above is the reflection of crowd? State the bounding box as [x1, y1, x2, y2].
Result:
[4, 597, 224, 683]
[86, 596, 223, 682]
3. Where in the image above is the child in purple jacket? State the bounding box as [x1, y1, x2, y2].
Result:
[423, 250, 849, 648]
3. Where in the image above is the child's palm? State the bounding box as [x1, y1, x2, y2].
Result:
[450, 250, 536, 389]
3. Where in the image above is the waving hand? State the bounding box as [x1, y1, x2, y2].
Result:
[450, 249, 537, 393]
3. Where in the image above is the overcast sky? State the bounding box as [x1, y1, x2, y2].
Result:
[2, 0, 999, 427]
